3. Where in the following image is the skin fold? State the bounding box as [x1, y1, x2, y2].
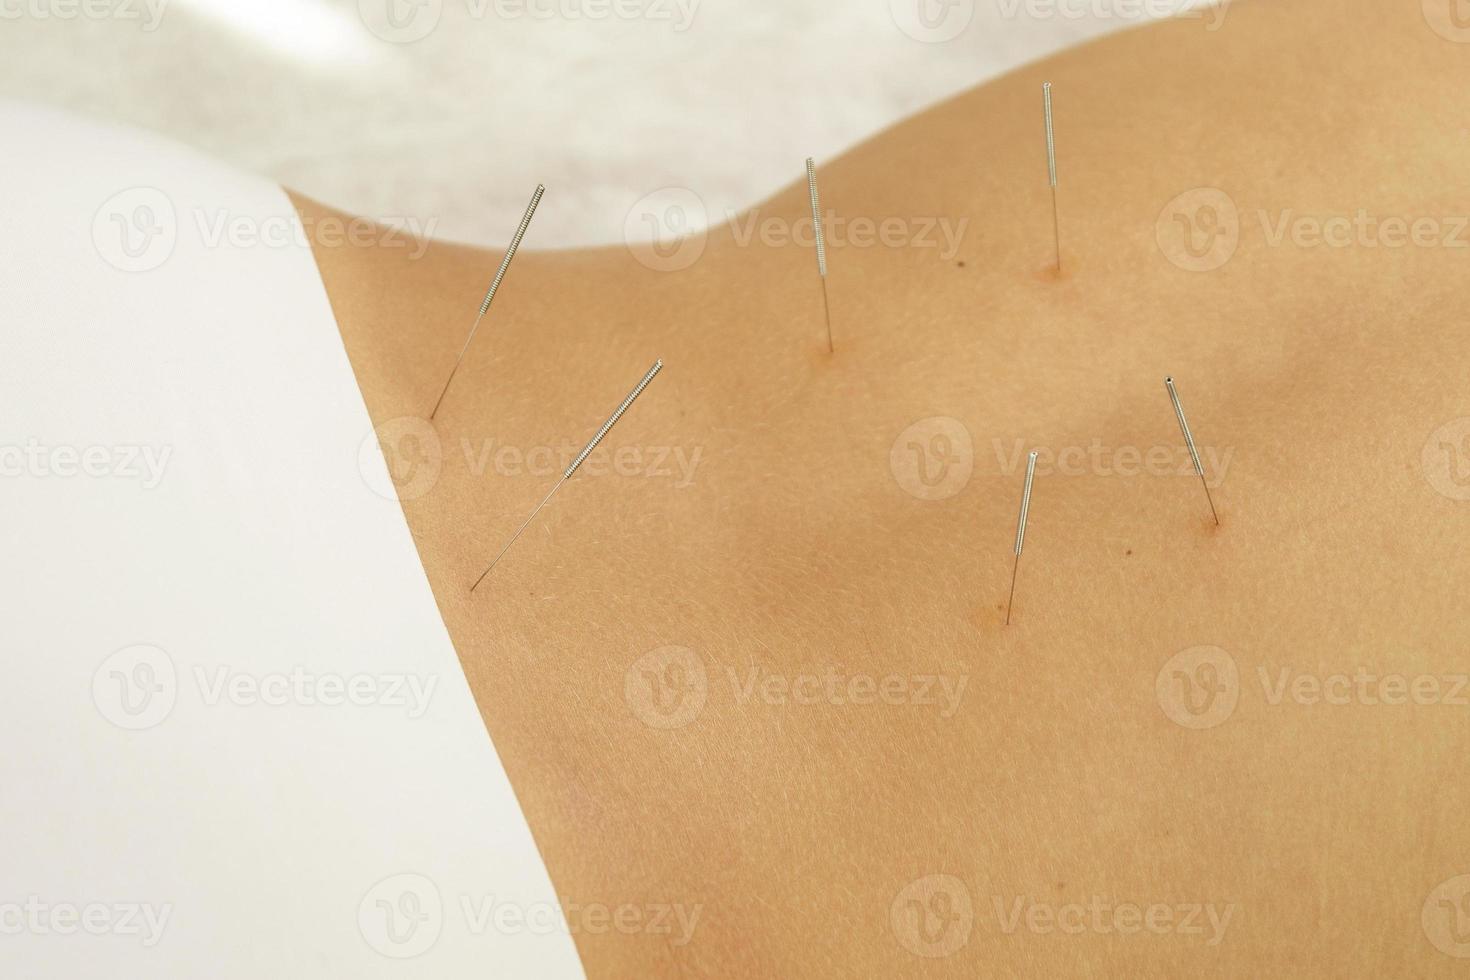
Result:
[296, 0, 1470, 974]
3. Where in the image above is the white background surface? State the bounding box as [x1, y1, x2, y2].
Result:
[0, 100, 583, 978]
[0, 0, 1223, 248]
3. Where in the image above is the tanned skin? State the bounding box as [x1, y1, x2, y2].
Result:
[297, 0, 1470, 974]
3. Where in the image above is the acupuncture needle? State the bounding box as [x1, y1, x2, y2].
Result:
[1165, 377, 1220, 525]
[428, 183, 544, 420]
[470, 359, 664, 591]
[1006, 451, 1039, 626]
[1042, 82, 1061, 272]
[805, 157, 835, 353]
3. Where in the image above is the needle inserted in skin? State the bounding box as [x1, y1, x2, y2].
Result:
[428, 183, 545, 420]
[1006, 451, 1039, 626]
[1042, 82, 1061, 272]
[1165, 377, 1220, 525]
[470, 359, 664, 592]
[805, 157, 835, 353]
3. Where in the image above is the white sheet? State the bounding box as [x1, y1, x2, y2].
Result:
[0, 0, 1232, 249]
[0, 101, 584, 979]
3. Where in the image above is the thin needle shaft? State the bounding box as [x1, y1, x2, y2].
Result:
[1006, 451, 1039, 626]
[1043, 82, 1061, 272]
[1165, 377, 1220, 525]
[429, 183, 545, 420]
[470, 359, 664, 591]
[806, 157, 835, 353]
[819, 278, 833, 352]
